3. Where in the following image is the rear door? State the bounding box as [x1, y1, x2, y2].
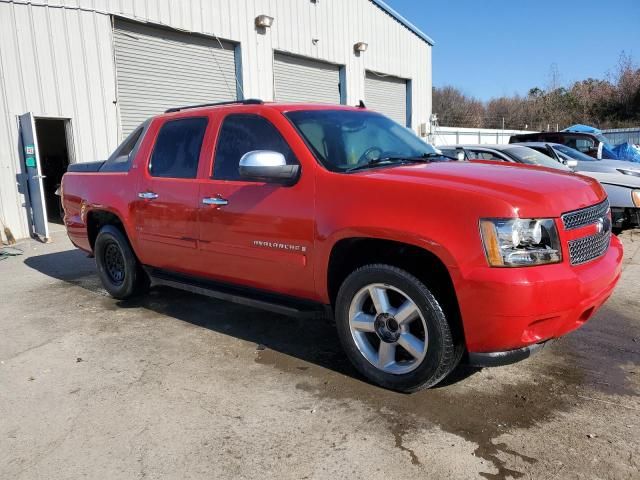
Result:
[197, 111, 316, 299]
[133, 116, 210, 274]
[19, 112, 49, 239]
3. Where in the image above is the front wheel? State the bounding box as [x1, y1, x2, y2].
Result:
[335, 264, 461, 392]
[94, 225, 148, 299]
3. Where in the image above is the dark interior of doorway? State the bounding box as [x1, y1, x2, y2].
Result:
[35, 118, 71, 224]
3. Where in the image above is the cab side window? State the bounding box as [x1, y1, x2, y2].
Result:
[574, 138, 594, 153]
[213, 114, 297, 181]
[149, 117, 208, 178]
[470, 150, 506, 161]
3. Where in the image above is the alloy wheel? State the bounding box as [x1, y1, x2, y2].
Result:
[348, 283, 428, 374]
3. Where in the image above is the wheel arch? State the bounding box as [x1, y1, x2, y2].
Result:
[86, 208, 132, 253]
[325, 236, 465, 345]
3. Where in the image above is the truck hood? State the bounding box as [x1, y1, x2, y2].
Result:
[358, 161, 605, 217]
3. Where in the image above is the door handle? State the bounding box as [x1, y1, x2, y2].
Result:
[138, 192, 159, 200]
[202, 197, 228, 206]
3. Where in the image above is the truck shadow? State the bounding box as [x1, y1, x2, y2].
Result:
[23, 248, 479, 387]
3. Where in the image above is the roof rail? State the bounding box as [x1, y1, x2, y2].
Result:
[165, 98, 263, 113]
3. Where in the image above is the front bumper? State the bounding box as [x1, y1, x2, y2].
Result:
[457, 235, 623, 354]
[467, 341, 550, 367]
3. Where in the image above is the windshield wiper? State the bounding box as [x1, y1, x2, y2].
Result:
[424, 152, 460, 161]
[345, 153, 442, 173]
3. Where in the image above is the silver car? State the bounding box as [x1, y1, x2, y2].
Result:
[514, 142, 640, 177]
[439, 144, 640, 231]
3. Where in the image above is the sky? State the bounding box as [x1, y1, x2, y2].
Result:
[384, 0, 640, 100]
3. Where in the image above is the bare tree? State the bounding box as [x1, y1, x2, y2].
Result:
[432, 53, 640, 131]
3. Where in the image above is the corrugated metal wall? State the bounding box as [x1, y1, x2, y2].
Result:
[602, 128, 640, 146]
[0, 0, 432, 240]
[0, 1, 118, 240]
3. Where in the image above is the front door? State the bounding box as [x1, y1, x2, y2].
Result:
[197, 113, 316, 299]
[18, 112, 49, 240]
[133, 117, 209, 274]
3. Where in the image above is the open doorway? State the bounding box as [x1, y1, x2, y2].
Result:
[34, 118, 72, 224]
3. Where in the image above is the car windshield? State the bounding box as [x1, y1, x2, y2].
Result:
[553, 144, 598, 161]
[285, 109, 440, 172]
[503, 146, 568, 170]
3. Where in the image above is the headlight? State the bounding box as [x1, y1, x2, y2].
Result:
[617, 168, 640, 178]
[633, 190, 640, 207]
[479, 218, 562, 267]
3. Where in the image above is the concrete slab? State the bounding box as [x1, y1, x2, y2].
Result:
[1, 230, 638, 479]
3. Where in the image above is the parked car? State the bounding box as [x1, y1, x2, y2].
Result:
[509, 142, 640, 230]
[441, 144, 640, 231]
[509, 131, 612, 159]
[514, 142, 640, 175]
[61, 100, 622, 392]
[438, 144, 573, 171]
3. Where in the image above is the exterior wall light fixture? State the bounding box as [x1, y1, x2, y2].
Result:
[255, 15, 274, 28]
[354, 42, 368, 53]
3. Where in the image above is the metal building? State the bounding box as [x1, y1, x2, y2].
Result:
[0, 0, 433, 241]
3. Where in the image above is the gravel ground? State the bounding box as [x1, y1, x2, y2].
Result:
[1, 228, 638, 480]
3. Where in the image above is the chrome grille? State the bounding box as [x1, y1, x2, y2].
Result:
[568, 231, 611, 265]
[561, 199, 610, 230]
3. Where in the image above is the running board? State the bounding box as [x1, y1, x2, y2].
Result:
[144, 267, 328, 320]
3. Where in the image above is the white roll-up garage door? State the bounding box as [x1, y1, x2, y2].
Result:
[365, 71, 408, 126]
[113, 19, 238, 137]
[273, 52, 342, 104]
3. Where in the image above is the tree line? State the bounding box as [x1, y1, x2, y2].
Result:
[433, 53, 640, 131]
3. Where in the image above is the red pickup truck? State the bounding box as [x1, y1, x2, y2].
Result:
[61, 100, 623, 392]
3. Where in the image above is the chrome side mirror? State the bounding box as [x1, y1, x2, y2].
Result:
[566, 160, 578, 168]
[239, 150, 299, 184]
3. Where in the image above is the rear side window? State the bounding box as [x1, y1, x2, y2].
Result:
[574, 138, 595, 153]
[100, 122, 147, 172]
[149, 117, 208, 178]
[469, 150, 506, 161]
[213, 114, 297, 181]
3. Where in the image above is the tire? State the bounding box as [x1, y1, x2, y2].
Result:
[335, 264, 462, 392]
[94, 225, 148, 300]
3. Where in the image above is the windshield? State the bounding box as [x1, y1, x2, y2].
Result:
[504, 146, 569, 170]
[285, 110, 439, 172]
[553, 144, 597, 162]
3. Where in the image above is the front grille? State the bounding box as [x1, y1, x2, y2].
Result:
[561, 199, 610, 230]
[568, 231, 611, 265]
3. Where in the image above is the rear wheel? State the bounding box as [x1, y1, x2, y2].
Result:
[94, 225, 148, 299]
[335, 264, 461, 392]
